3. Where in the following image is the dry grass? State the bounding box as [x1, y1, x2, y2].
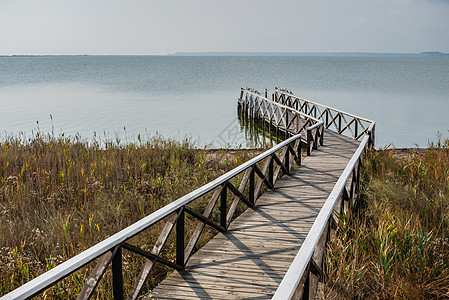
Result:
[0, 132, 263, 297]
[325, 138, 449, 299]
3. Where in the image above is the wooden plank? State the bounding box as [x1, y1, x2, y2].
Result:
[186, 248, 301, 259]
[148, 130, 360, 299]
[160, 276, 279, 290]
[187, 249, 301, 263]
[148, 286, 273, 300]
[187, 264, 287, 277]
[77, 251, 113, 300]
[194, 232, 306, 244]
[157, 278, 277, 293]
[185, 267, 285, 280]
[128, 213, 178, 299]
[188, 262, 292, 273]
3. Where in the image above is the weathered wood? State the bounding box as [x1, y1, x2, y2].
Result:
[112, 246, 123, 300]
[0, 87, 378, 300]
[253, 157, 274, 200]
[127, 213, 178, 300]
[272, 131, 373, 299]
[150, 131, 360, 299]
[77, 251, 114, 300]
[176, 208, 185, 267]
[123, 243, 182, 271]
[226, 168, 252, 226]
[184, 188, 222, 263]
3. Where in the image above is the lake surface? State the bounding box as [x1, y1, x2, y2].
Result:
[1, 55, 448, 148]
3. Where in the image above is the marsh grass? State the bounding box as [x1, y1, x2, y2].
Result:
[325, 138, 449, 299]
[0, 132, 263, 297]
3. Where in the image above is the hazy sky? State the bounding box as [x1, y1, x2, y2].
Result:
[1, 0, 449, 55]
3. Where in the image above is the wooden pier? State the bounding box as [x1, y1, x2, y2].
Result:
[2, 88, 375, 300]
[148, 131, 359, 299]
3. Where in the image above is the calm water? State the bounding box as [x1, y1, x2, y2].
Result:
[1, 55, 448, 148]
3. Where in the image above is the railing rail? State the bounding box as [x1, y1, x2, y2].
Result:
[274, 88, 375, 142]
[3, 129, 303, 300]
[238, 88, 324, 155]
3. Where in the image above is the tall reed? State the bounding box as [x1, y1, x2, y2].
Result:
[325, 138, 449, 299]
[0, 132, 258, 296]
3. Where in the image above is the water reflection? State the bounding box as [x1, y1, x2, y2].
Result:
[237, 111, 290, 148]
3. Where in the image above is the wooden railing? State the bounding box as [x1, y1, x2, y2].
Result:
[3, 132, 303, 300]
[274, 88, 375, 143]
[270, 90, 376, 299]
[238, 88, 324, 156]
[272, 123, 375, 299]
[3, 87, 375, 300]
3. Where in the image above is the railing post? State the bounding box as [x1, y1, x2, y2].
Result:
[320, 125, 324, 146]
[302, 270, 311, 300]
[350, 168, 356, 202]
[307, 129, 312, 156]
[338, 114, 342, 133]
[269, 156, 274, 187]
[244, 97, 248, 116]
[285, 145, 290, 174]
[296, 139, 302, 165]
[356, 157, 361, 198]
[354, 121, 358, 138]
[176, 208, 185, 267]
[112, 246, 124, 300]
[326, 110, 329, 127]
[296, 114, 299, 134]
[220, 183, 227, 229]
[249, 167, 255, 205]
[249, 95, 254, 118]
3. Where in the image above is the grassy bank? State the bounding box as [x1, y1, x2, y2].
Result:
[325, 139, 449, 299]
[0, 133, 262, 297]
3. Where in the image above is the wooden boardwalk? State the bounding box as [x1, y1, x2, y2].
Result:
[147, 130, 360, 299]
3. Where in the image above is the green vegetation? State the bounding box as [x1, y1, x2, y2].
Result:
[0, 132, 260, 297]
[325, 138, 449, 299]
[7, 128, 448, 299]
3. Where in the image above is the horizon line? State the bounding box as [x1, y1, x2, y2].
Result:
[1, 51, 448, 57]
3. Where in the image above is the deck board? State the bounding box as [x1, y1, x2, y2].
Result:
[146, 130, 359, 299]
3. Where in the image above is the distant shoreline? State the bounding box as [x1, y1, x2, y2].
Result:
[171, 51, 449, 57]
[1, 51, 449, 58]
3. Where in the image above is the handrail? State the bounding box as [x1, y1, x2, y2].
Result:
[276, 89, 374, 123]
[241, 89, 322, 124]
[274, 88, 374, 141]
[240, 87, 376, 299]
[3, 130, 303, 300]
[272, 121, 375, 299]
[238, 88, 325, 155]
